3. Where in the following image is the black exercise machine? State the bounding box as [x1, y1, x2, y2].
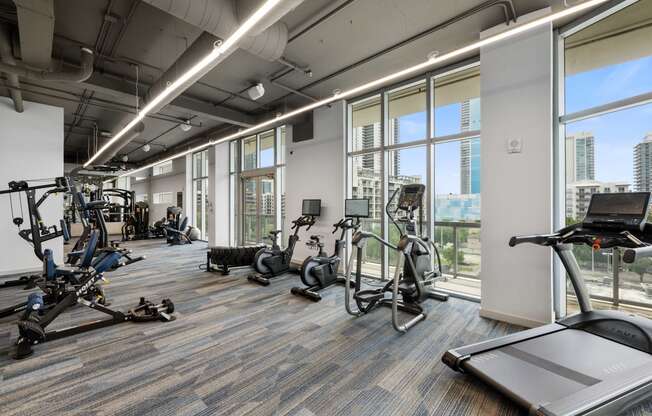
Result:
[11, 231, 175, 359]
[290, 198, 369, 301]
[165, 206, 192, 245]
[344, 184, 448, 332]
[122, 201, 151, 241]
[248, 199, 320, 286]
[0, 177, 71, 289]
[0, 230, 108, 319]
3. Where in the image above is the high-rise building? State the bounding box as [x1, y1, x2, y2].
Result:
[565, 132, 595, 183]
[460, 98, 481, 195]
[389, 118, 401, 176]
[565, 181, 631, 219]
[634, 134, 652, 192]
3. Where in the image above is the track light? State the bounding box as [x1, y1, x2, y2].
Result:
[120, 0, 609, 178]
[142, 144, 151, 152]
[121, 155, 129, 162]
[82, 0, 284, 168]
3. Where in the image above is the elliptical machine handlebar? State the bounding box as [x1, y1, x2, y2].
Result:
[332, 217, 361, 234]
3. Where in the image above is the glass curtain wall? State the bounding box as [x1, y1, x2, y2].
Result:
[230, 127, 287, 246]
[558, 1, 652, 316]
[347, 64, 481, 298]
[192, 150, 209, 240]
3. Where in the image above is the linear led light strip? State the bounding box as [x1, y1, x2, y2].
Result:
[119, 0, 609, 178]
[84, 0, 284, 168]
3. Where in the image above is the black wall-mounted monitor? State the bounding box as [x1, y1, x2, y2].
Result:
[302, 199, 322, 217]
[345, 198, 370, 218]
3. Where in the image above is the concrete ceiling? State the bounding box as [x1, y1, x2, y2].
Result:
[0, 0, 602, 165]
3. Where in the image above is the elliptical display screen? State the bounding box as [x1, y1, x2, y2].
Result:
[345, 199, 370, 218]
[302, 199, 322, 217]
[584, 192, 651, 231]
[397, 184, 425, 211]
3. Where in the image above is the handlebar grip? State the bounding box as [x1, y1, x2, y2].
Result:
[623, 245, 652, 264]
[509, 235, 556, 247]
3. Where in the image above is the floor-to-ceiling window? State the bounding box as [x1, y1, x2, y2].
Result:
[192, 150, 209, 240]
[346, 63, 481, 299]
[230, 127, 287, 246]
[558, 0, 652, 316]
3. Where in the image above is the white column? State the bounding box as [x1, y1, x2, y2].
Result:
[480, 9, 555, 327]
[209, 142, 230, 246]
[184, 154, 193, 220]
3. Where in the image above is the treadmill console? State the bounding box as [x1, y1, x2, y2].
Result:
[397, 184, 425, 212]
[583, 192, 651, 231]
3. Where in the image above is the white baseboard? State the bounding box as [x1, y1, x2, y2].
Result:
[479, 307, 550, 328]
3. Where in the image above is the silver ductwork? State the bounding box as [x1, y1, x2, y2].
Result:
[143, 0, 303, 62]
[13, 0, 55, 69]
[94, 0, 304, 165]
[0, 24, 23, 112]
[0, 47, 94, 82]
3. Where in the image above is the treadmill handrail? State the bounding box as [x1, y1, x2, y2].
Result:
[509, 233, 561, 247]
[623, 245, 652, 264]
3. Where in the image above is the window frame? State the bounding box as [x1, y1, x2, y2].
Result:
[229, 126, 287, 246]
[555, 0, 652, 317]
[345, 58, 482, 301]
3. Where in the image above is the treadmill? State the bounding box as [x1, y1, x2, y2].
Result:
[443, 192, 652, 416]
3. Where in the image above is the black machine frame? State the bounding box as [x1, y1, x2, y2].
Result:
[345, 184, 448, 332]
[291, 198, 370, 301]
[247, 199, 320, 286]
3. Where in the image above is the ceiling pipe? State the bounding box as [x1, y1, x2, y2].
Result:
[0, 47, 94, 82]
[0, 24, 22, 112]
[94, 0, 305, 165]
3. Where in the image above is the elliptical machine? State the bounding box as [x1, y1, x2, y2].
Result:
[345, 183, 448, 333]
[248, 199, 320, 286]
[291, 198, 370, 302]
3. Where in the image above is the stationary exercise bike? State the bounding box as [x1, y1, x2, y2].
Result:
[290, 198, 370, 302]
[345, 183, 448, 333]
[248, 199, 321, 286]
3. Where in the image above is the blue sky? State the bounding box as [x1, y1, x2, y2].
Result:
[393, 54, 652, 190]
[565, 55, 652, 184]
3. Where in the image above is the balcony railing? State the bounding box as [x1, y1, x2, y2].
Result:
[433, 221, 481, 279]
[433, 221, 481, 299]
[570, 246, 652, 312]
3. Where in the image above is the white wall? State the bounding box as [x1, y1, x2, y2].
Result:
[480, 10, 555, 327]
[285, 102, 346, 263]
[0, 98, 64, 275]
[208, 142, 230, 246]
[148, 157, 186, 223]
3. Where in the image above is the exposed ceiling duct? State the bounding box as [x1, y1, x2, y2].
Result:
[93, 0, 304, 165]
[13, 0, 55, 69]
[143, 0, 303, 62]
[0, 24, 23, 112]
[0, 47, 94, 82]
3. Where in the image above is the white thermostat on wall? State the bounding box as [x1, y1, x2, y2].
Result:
[507, 138, 522, 154]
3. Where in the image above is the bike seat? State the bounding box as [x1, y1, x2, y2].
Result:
[269, 230, 282, 237]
